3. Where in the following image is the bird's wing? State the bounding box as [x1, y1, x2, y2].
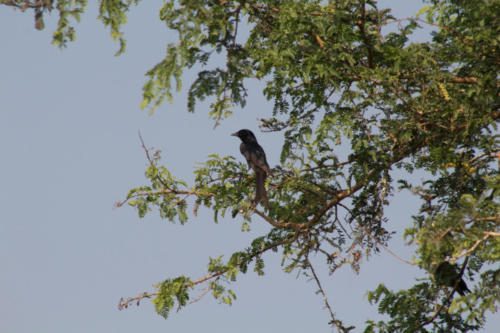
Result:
[249, 144, 271, 173]
[240, 143, 253, 168]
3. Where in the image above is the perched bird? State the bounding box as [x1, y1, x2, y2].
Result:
[231, 129, 271, 209]
[435, 261, 470, 296]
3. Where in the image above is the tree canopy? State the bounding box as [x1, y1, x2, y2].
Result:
[7, 0, 499, 331]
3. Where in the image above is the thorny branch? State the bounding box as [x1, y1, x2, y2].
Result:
[306, 258, 353, 333]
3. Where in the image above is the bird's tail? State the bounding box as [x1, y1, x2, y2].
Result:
[255, 170, 270, 210]
[457, 280, 471, 296]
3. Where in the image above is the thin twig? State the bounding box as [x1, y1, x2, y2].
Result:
[138, 131, 170, 190]
[189, 279, 216, 304]
[357, 224, 415, 265]
[306, 258, 337, 328]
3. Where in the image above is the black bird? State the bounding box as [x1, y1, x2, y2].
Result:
[435, 261, 471, 296]
[232, 129, 271, 209]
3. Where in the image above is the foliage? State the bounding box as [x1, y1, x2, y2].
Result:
[365, 283, 481, 332]
[10, 0, 500, 331]
[1, 0, 87, 44]
[1, 0, 139, 54]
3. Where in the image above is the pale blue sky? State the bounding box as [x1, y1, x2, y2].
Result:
[1, 1, 497, 332]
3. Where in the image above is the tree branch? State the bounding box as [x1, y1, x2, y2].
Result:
[449, 233, 492, 262]
[306, 258, 345, 332]
[118, 233, 297, 310]
[0, 0, 52, 10]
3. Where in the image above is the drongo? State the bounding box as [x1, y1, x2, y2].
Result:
[232, 129, 271, 210]
[435, 261, 471, 296]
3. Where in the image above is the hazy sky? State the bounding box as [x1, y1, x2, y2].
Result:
[1, 1, 498, 332]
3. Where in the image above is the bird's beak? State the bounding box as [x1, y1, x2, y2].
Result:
[231, 132, 238, 137]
